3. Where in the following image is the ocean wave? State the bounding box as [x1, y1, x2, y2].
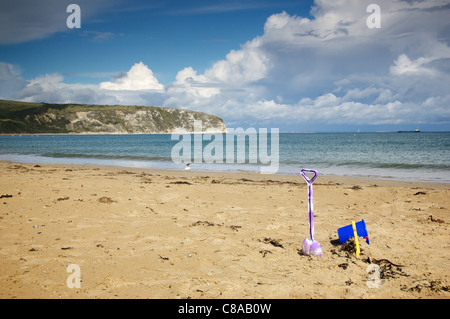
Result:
[334, 161, 450, 171]
[42, 152, 171, 162]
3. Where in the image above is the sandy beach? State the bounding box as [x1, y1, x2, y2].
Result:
[0, 161, 448, 299]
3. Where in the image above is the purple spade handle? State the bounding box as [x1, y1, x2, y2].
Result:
[301, 169, 318, 241]
[301, 169, 318, 184]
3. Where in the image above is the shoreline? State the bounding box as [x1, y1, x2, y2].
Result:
[2, 131, 449, 135]
[1, 161, 448, 298]
[2, 159, 449, 188]
[1, 157, 449, 185]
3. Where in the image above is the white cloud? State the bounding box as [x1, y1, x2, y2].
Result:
[171, 67, 220, 98]
[4, 63, 166, 106]
[13, 73, 118, 105]
[166, 36, 270, 104]
[390, 54, 435, 76]
[342, 87, 381, 101]
[204, 37, 270, 83]
[160, 0, 450, 128]
[100, 62, 164, 91]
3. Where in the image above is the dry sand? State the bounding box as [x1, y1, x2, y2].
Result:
[0, 161, 449, 299]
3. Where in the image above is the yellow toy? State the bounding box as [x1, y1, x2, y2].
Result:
[352, 221, 360, 258]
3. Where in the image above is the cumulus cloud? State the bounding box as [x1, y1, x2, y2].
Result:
[14, 73, 119, 105]
[160, 0, 450, 128]
[165, 36, 269, 104]
[204, 38, 270, 83]
[390, 54, 436, 76]
[100, 62, 164, 91]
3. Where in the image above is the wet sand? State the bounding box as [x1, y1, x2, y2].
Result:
[0, 162, 449, 298]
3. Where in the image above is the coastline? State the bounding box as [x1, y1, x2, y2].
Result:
[0, 161, 448, 298]
[1, 154, 449, 184]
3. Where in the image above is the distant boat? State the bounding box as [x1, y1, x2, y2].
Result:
[398, 125, 421, 133]
[397, 128, 421, 133]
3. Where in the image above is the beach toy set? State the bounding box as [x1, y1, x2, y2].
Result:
[300, 169, 369, 258]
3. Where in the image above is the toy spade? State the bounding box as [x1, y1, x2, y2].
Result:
[300, 169, 323, 257]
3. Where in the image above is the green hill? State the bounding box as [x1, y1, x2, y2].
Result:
[0, 100, 227, 134]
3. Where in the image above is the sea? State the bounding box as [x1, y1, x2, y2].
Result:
[0, 132, 449, 183]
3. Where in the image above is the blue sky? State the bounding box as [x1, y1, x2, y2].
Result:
[1, 1, 312, 84]
[1, 0, 450, 132]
